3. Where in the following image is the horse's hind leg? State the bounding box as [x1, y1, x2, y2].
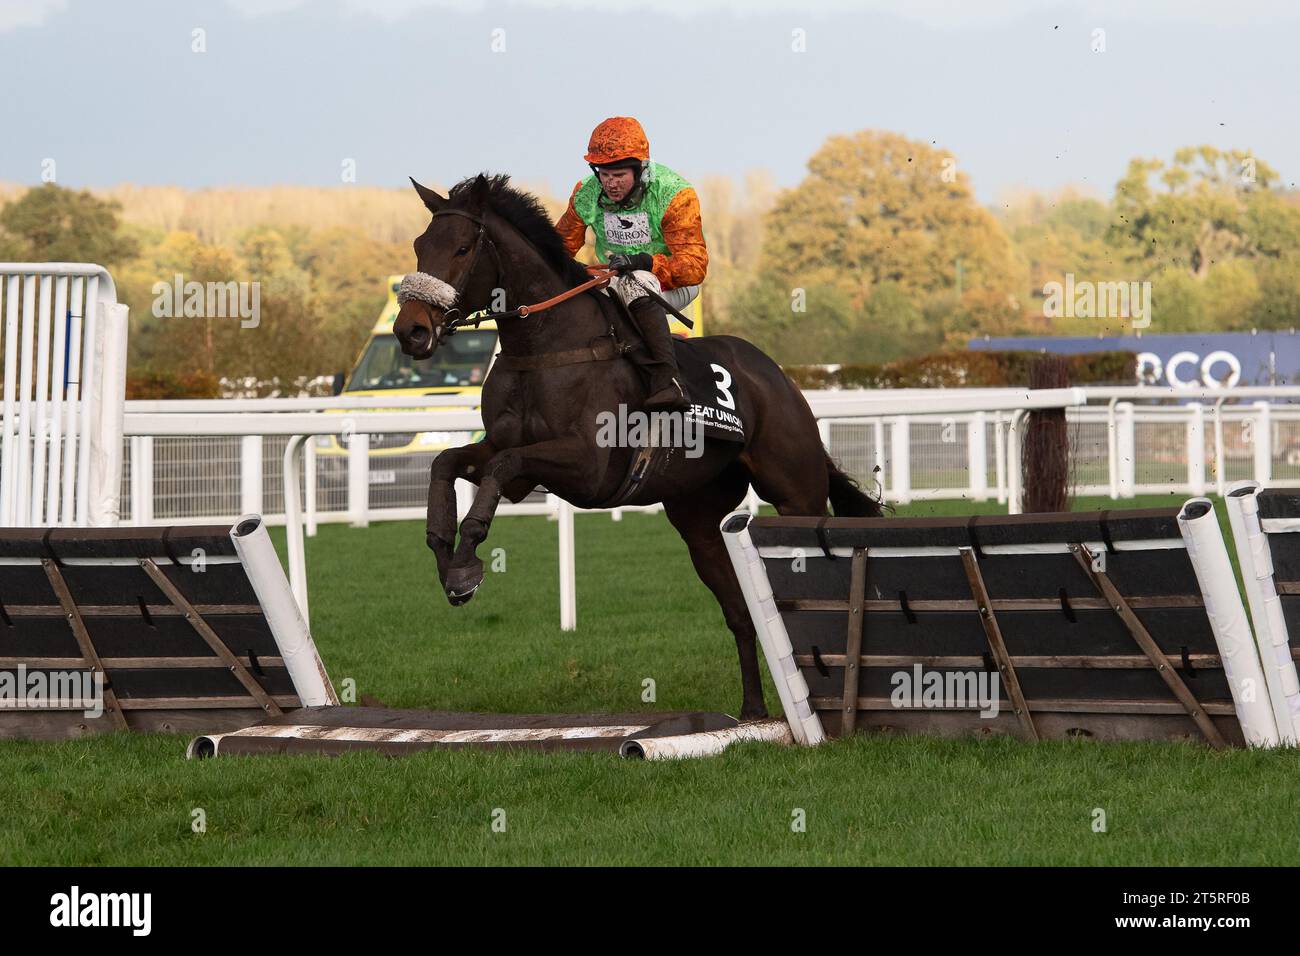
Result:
[662, 466, 768, 720]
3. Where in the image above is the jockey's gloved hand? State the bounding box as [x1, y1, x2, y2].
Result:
[607, 253, 654, 275]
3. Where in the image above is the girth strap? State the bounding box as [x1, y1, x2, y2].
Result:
[492, 335, 627, 372]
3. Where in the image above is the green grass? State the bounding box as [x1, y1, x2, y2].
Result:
[3, 492, 1295, 866]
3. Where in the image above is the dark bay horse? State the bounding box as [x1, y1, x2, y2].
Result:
[393, 173, 881, 719]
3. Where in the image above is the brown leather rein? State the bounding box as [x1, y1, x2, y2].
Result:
[513, 264, 615, 317]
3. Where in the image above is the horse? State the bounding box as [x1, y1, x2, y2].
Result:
[393, 173, 882, 720]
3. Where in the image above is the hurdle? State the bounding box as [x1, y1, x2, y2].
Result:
[0, 515, 787, 759]
[0, 515, 335, 739]
[722, 499, 1300, 749]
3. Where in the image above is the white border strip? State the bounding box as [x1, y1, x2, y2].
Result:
[1261, 517, 1300, 534]
[720, 512, 824, 746]
[754, 539, 1183, 561]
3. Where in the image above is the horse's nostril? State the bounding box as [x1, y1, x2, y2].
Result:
[410, 326, 429, 345]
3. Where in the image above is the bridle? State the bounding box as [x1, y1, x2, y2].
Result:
[398, 208, 614, 350]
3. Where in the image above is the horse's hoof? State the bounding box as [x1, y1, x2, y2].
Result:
[739, 706, 769, 722]
[445, 561, 483, 604]
[446, 584, 479, 606]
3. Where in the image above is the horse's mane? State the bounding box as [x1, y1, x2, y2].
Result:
[449, 174, 589, 285]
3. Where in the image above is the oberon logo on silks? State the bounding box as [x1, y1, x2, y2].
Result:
[49, 886, 151, 936]
[603, 211, 650, 246]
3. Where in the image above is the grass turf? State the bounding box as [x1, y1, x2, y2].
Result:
[3, 493, 1298, 866]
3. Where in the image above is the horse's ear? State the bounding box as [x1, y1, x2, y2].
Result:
[465, 174, 491, 214]
[410, 177, 446, 213]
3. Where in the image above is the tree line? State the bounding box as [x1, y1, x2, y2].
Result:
[0, 131, 1296, 394]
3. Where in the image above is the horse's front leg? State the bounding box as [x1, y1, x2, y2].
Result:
[444, 437, 592, 604]
[427, 440, 497, 589]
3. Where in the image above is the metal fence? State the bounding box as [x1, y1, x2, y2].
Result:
[110, 390, 1300, 527]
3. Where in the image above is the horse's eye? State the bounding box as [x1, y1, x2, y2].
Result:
[455, 245, 470, 256]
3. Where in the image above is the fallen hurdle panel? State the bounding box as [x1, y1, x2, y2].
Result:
[186, 707, 793, 760]
[0, 515, 336, 739]
[723, 504, 1282, 748]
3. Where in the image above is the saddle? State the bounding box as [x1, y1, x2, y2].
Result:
[592, 291, 745, 443]
[586, 290, 749, 508]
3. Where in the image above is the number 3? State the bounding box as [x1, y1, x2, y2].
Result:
[711, 363, 735, 410]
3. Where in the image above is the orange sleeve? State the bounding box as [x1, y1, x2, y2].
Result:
[653, 187, 708, 290]
[554, 181, 589, 256]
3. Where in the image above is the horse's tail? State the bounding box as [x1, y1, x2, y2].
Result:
[826, 452, 885, 518]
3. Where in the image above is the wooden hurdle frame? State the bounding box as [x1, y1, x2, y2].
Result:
[0, 516, 336, 739]
[723, 499, 1298, 749]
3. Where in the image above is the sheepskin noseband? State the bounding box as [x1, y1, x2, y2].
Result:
[397, 271, 459, 311]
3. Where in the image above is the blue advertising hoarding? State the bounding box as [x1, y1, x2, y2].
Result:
[968, 331, 1300, 387]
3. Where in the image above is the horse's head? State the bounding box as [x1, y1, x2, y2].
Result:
[395, 174, 500, 359]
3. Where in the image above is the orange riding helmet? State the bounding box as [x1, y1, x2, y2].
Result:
[584, 117, 650, 166]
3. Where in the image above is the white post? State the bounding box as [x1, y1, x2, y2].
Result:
[890, 417, 910, 506]
[240, 434, 263, 518]
[1, 275, 18, 525]
[1116, 402, 1136, 499]
[1214, 399, 1227, 499]
[74, 275, 98, 525]
[719, 512, 825, 746]
[138, 436, 154, 526]
[873, 419, 886, 502]
[1225, 482, 1300, 745]
[558, 498, 576, 631]
[1178, 497, 1280, 747]
[29, 275, 52, 525]
[282, 435, 311, 626]
[1007, 410, 1023, 515]
[44, 275, 68, 525]
[1252, 400, 1272, 485]
[16, 275, 35, 522]
[60, 276, 85, 525]
[88, 300, 128, 526]
[1187, 402, 1206, 497]
[993, 415, 1006, 505]
[817, 417, 831, 450]
[348, 431, 370, 528]
[1106, 398, 1119, 501]
[305, 439, 317, 537]
[968, 411, 987, 502]
[129, 435, 143, 526]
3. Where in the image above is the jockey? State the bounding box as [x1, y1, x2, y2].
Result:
[556, 116, 708, 413]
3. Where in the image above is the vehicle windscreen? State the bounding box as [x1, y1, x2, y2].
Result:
[347, 330, 497, 390]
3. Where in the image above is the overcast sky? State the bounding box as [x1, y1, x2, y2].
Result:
[2, 0, 1297, 203]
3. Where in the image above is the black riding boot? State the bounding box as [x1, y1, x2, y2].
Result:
[628, 297, 689, 412]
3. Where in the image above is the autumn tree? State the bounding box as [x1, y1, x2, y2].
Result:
[1111, 146, 1299, 277]
[0, 184, 139, 265]
[757, 131, 1021, 306]
[739, 130, 1023, 362]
